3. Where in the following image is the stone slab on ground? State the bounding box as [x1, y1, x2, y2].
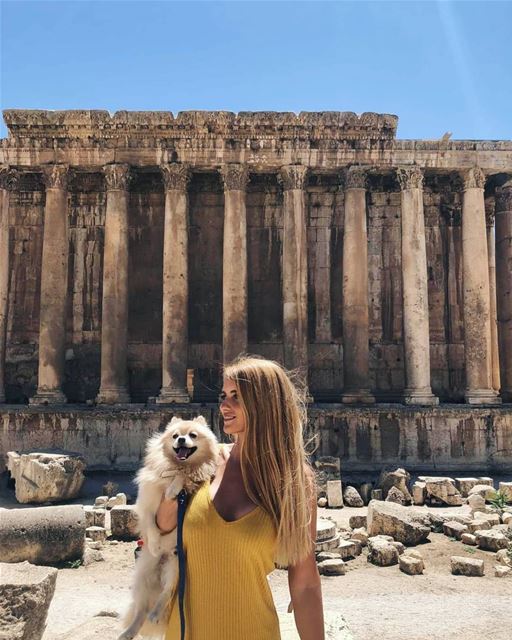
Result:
[7, 450, 86, 504]
[367, 499, 430, 545]
[0, 561, 58, 640]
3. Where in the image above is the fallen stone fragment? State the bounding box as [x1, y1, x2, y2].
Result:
[95, 496, 108, 507]
[317, 558, 346, 575]
[326, 480, 343, 508]
[0, 561, 57, 640]
[349, 515, 367, 529]
[468, 485, 497, 501]
[317, 497, 328, 507]
[454, 478, 481, 497]
[475, 529, 509, 552]
[347, 539, 363, 556]
[343, 486, 364, 507]
[412, 482, 426, 506]
[443, 520, 468, 540]
[450, 556, 485, 577]
[110, 505, 139, 541]
[83, 548, 105, 566]
[468, 494, 486, 514]
[503, 512, 512, 526]
[390, 541, 405, 555]
[461, 533, 477, 546]
[367, 536, 399, 566]
[379, 468, 412, 503]
[367, 500, 430, 545]
[317, 519, 337, 542]
[399, 554, 424, 575]
[371, 489, 383, 501]
[386, 486, 408, 505]
[85, 540, 102, 550]
[498, 482, 512, 503]
[495, 549, 512, 567]
[337, 540, 359, 559]
[7, 450, 86, 504]
[494, 565, 511, 578]
[85, 526, 107, 544]
[467, 519, 491, 534]
[106, 493, 127, 509]
[474, 511, 500, 526]
[424, 477, 462, 506]
[316, 551, 342, 563]
[351, 528, 368, 546]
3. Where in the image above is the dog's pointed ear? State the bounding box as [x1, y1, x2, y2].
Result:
[195, 415, 208, 426]
[169, 416, 181, 426]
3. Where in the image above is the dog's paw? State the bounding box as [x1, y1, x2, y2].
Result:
[147, 608, 162, 625]
[117, 632, 135, 640]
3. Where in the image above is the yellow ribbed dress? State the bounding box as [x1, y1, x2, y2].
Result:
[165, 477, 281, 640]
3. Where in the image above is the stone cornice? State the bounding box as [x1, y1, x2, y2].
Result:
[103, 163, 131, 191]
[42, 163, 68, 190]
[278, 165, 308, 191]
[396, 166, 423, 191]
[220, 163, 249, 191]
[160, 163, 190, 191]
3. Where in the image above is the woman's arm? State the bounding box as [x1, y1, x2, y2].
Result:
[287, 467, 325, 640]
[155, 494, 178, 534]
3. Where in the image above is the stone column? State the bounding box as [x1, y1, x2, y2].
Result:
[96, 164, 131, 404]
[279, 165, 310, 383]
[0, 167, 18, 403]
[30, 165, 70, 405]
[496, 178, 512, 401]
[157, 163, 191, 403]
[341, 167, 374, 404]
[220, 164, 249, 364]
[397, 166, 438, 405]
[461, 167, 500, 404]
[485, 197, 500, 393]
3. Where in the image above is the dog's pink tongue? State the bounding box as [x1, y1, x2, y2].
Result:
[177, 447, 188, 460]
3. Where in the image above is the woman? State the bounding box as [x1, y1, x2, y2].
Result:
[156, 355, 325, 640]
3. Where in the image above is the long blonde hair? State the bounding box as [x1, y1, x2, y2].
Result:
[222, 354, 317, 569]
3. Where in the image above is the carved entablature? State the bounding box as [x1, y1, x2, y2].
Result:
[0, 165, 19, 191]
[160, 163, 191, 191]
[42, 164, 69, 190]
[103, 163, 131, 191]
[496, 179, 512, 213]
[344, 166, 368, 190]
[278, 165, 308, 191]
[220, 164, 249, 191]
[396, 166, 423, 191]
[461, 167, 486, 191]
[1, 109, 398, 150]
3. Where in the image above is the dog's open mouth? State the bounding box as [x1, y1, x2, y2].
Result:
[173, 446, 197, 461]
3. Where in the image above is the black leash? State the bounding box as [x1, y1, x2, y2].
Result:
[177, 489, 189, 640]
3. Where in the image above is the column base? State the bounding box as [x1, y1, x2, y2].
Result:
[403, 388, 439, 406]
[155, 387, 191, 404]
[464, 389, 502, 405]
[96, 387, 131, 405]
[342, 390, 376, 404]
[29, 388, 67, 405]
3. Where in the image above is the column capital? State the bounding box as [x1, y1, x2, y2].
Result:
[461, 167, 485, 191]
[496, 178, 512, 213]
[344, 166, 368, 190]
[103, 163, 132, 191]
[396, 166, 423, 191]
[160, 163, 191, 191]
[220, 163, 249, 191]
[0, 166, 19, 191]
[42, 164, 69, 190]
[278, 164, 308, 191]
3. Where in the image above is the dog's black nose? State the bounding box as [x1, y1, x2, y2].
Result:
[177, 436, 186, 444]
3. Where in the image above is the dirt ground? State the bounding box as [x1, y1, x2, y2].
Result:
[3, 474, 512, 640]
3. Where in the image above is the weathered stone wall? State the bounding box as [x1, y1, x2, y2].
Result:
[1, 406, 511, 473]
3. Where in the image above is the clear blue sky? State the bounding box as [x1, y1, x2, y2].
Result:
[1, 0, 511, 141]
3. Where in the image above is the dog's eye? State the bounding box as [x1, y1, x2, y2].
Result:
[172, 434, 177, 439]
[190, 433, 197, 439]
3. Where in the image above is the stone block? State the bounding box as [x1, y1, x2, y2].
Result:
[399, 554, 424, 575]
[468, 485, 497, 501]
[412, 481, 426, 506]
[317, 497, 328, 507]
[443, 520, 468, 540]
[317, 558, 346, 575]
[0, 505, 85, 564]
[85, 526, 107, 544]
[349, 515, 367, 529]
[499, 482, 512, 503]
[424, 477, 462, 506]
[343, 486, 364, 507]
[95, 496, 108, 507]
[386, 487, 408, 505]
[461, 533, 477, 546]
[451, 556, 484, 577]
[475, 529, 509, 552]
[110, 505, 139, 541]
[351, 528, 368, 546]
[106, 493, 127, 509]
[474, 511, 500, 526]
[468, 493, 486, 514]
[0, 561, 57, 640]
[454, 478, 480, 497]
[378, 468, 412, 503]
[337, 540, 359, 559]
[7, 450, 86, 504]
[326, 480, 343, 508]
[495, 549, 512, 567]
[367, 500, 430, 545]
[371, 489, 383, 501]
[467, 519, 491, 534]
[494, 565, 511, 577]
[367, 536, 399, 566]
[316, 519, 337, 542]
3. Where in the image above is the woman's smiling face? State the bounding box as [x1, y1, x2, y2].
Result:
[219, 378, 246, 436]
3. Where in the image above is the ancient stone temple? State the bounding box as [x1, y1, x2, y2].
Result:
[0, 110, 511, 472]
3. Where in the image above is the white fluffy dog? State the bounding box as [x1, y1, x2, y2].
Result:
[118, 416, 222, 640]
